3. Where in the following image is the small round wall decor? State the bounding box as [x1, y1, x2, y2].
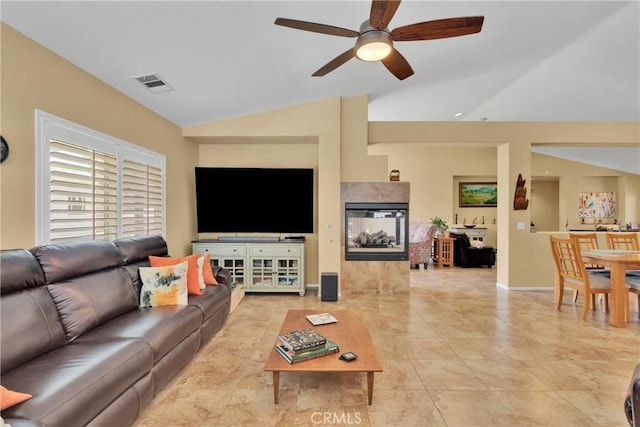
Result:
[0, 136, 9, 163]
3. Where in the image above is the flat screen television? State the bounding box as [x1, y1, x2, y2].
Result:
[195, 167, 314, 234]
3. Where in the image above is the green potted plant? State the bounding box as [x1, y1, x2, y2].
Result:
[430, 216, 449, 236]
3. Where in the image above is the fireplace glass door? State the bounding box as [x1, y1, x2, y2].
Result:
[345, 203, 408, 261]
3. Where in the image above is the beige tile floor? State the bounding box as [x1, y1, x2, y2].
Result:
[133, 265, 640, 427]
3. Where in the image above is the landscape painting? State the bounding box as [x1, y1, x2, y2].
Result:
[459, 182, 498, 207]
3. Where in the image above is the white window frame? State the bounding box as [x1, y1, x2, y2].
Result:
[35, 110, 166, 245]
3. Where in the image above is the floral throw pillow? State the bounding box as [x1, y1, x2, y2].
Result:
[139, 261, 188, 308]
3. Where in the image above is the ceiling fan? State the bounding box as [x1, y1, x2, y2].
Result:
[274, 0, 484, 80]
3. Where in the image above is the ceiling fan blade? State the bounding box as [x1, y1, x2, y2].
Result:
[391, 16, 484, 41]
[274, 18, 360, 38]
[312, 48, 356, 77]
[369, 0, 401, 30]
[381, 48, 414, 80]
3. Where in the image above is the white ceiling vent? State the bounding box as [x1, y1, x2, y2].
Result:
[132, 73, 174, 94]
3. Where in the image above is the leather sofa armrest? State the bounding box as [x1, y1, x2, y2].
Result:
[212, 265, 233, 290]
[626, 363, 640, 427]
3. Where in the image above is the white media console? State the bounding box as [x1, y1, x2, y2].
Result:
[192, 238, 305, 296]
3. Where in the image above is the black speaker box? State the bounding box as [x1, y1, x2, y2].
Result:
[321, 273, 338, 301]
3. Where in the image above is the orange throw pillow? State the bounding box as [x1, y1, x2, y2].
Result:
[0, 385, 32, 410]
[201, 253, 218, 285]
[149, 254, 202, 295]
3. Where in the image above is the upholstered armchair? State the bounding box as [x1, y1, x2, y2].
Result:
[449, 231, 496, 268]
[409, 222, 437, 268]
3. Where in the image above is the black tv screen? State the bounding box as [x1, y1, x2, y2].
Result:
[195, 167, 314, 233]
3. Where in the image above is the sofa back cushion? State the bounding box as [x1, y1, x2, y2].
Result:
[33, 240, 138, 342]
[457, 233, 471, 248]
[1, 250, 67, 374]
[114, 235, 169, 265]
[114, 235, 169, 302]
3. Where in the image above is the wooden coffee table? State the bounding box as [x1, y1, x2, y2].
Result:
[264, 309, 383, 405]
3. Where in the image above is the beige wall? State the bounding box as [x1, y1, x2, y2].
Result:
[0, 23, 198, 255]
[197, 142, 320, 284]
[184, 97, 346, 285]
[368, 122, 639, 288]
[532, 152, 640, 231]
[531, 180, 559, 232]
[191, 115, 639, 290]
[368, 145, 499, 245]
[187, 95, 392, 287]
[4, 24, 639, 291]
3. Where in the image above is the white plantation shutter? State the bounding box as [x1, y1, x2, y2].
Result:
[122, 159, 163, 237]
[49, 140, 118, 242]
[36, 110, 166, 245]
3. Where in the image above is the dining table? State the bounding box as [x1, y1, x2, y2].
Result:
[581, 249, 640, 327]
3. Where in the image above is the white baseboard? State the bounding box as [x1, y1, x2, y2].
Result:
[496, 282, 553, 291]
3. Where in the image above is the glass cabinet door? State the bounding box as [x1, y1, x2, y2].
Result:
[276, 259, 299, 288]
[251, 258, 274, 287]
[210, 257, 244, 286]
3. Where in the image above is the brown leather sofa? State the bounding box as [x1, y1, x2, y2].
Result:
[0, 236, 232, 427]
[627, 363, 640, 427]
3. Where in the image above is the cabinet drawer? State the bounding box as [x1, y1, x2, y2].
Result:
[250, 245, 301, 257]
[193, 244, 246, 256]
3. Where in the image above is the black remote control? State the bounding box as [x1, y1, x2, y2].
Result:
[339, 352, 358, 362]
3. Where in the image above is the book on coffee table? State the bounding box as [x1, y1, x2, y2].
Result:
[278, 328, 327, 352]
[305, 312, 338, 326]
[275, 338, 339, 364]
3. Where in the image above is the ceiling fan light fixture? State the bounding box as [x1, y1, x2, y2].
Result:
[355, 30, 392, 61]
[275, 3, 484, 79]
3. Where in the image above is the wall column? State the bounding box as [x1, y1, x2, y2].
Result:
[496, 141, 532, 288]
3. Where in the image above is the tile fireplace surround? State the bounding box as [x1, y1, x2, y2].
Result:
[340, 182, 410, 295]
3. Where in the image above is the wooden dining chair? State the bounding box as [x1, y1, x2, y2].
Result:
[628, 277, 640, 317]
[549, 235, 611, 321]
[568, 232, 608, 309]
[606, 232, 640, 250]
[569, 233, 605, 267]
[606, 232, 640, 315]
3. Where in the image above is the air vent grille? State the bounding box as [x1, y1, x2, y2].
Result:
[132, 73, 174, 93]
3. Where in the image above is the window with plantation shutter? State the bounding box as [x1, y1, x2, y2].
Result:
[122, 160, 163, 237]
[49, 140, 118, 242]
[36, 110, 166, 245]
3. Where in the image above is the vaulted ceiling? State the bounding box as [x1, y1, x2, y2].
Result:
[2, 1, 639, 173]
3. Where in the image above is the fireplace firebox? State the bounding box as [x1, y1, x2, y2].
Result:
[345, 202, 409, 261]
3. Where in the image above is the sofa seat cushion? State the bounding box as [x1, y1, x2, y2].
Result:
[0, 340, 152, 427]
[74, 305, 202, 362]
[188, 282, 231, 321]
